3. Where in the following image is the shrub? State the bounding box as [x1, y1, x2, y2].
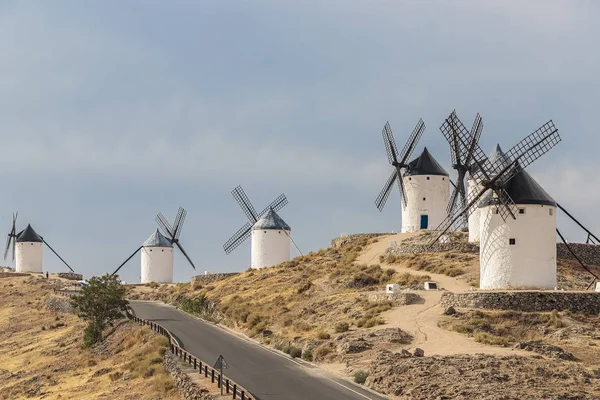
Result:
[109, 371, 123, 382]
[293, 321, 312, 332]
[313, 345, 332, 360]
[297, 281, 312, 294]
[353, 370, 369, 384]
[289, 347, 302, 358]
[247, 314, 262, 328]
[474, 332, 512, 347]
[335, 322, 349, 333]
[301, 348, 313, 361]
[317, 331, 331, 340]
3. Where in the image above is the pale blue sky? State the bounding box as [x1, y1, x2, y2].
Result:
[1, 1, 598, 282]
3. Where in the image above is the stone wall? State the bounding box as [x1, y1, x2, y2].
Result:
[0, 272, 30, 278]
[191, 273, 239, 285]
[441, 291, 600, 315]
[556, 243, 600, 266]
[58, 272, 84, 281]
[389, 242, 479, 255]
[163, 352, 214, 400]
[367, 292, 421, 305]
[331, 233, 390, 249]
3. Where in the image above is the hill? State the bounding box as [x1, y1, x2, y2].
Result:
[0, 275, 180, 400]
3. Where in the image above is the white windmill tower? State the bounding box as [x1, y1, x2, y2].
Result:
[427, 113, 561, 290]
[112, 207, 196, 283]
[375, 120, 450, 232]
[4, 213, 75, 274]
[224, 186, 297, 269]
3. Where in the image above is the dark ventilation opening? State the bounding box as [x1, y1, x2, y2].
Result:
[427, 177, 430, 180]
[423, 197, 426, 201]
[509, 238, 516, 245]
[519, 208, 525, 214]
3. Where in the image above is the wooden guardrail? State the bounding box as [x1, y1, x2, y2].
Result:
[130, 316, 255, 400]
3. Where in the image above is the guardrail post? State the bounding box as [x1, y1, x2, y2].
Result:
[241, 391, 246, 400]
[233, 385, 237, 398]
[226, 379, 230, 394]
[193, 358, 197, 369]
[217, 374, 221, 388]
[211, 369, 215, 383]
[204, 365, 208, 378]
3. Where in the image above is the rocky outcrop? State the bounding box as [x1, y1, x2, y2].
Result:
[163, 352, 214, 400]
[44, 296, 75, 314]
[57, 272, 83, 281]
[514, 341, 575, 360]
[331, 233, 389, 249]
[441, 291, 600, 315]
[366, 350, 600, 399]
[336, 328, 412, 355]
[367, 292, 421, 305]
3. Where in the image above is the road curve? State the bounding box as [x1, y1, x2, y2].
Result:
[130, 301, 388, 400]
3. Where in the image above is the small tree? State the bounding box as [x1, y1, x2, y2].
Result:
[71, 274, 130, 347]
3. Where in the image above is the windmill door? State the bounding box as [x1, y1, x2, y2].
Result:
[420, 215, 428, 229]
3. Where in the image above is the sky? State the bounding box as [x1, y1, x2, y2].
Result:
[0, 0, 599, 282]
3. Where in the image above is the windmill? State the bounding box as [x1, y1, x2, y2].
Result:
[4, 212, 74, 273]
[375, 120, 450, 232]
[426, 112, 561, 289]
[112, 207, 196, 282]
[224, 185, 296, 269]
[444, 112, 484, 227]
[374, 119, 425, 212]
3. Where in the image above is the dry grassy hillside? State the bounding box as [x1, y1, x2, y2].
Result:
[0, 275, 180, 400]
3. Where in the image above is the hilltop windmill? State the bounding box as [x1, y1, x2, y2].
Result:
[444, 112, 484, 229]
[428, 112, 561, 289]
[224, 185, 296, 269]
[4, 213, 74, 274]
[112, 207, 196, 283]
[375, 120, 450, 232]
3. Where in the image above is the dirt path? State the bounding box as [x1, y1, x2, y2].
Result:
[358, 234, 521, 356]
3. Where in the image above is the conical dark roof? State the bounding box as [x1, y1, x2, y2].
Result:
[405, 147, 449, 177]
[470, 144, 511, 175]
[481, 167, 555, 207]
[16, 224, 43, 243]
[252, 208, 291, 231]
[142, 229, 173, 248]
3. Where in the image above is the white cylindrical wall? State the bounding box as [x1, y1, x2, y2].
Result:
[141, 246, 174, 283]
[467, 177, 485, 242]
[401, 175, 450, 233]
[479, 204, 556, 289]
[15, 242, 43, 273]
[251, 229, 291, 269]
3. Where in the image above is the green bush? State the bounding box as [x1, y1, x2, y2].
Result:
[353, 370, 369, 384]
[301, 348, 313, 361]
[83, 323, 103, 348]
[317, 331, 331, 340]
[289, 346, 302, 358]
[335, 322, 349, 333]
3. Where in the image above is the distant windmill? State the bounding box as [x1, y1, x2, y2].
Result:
[112, 207, 196, 283]
[4, 213, 74, 273]
[375, 120, 450, 232]
[428, 113, 561, 289]
[224, 185, 297, 269]
[444, 112, 484, 228]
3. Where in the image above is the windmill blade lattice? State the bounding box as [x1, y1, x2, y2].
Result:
[428, 113, 561, 248]
[375, 119, 425, 212]
[155, 207, 196, 270]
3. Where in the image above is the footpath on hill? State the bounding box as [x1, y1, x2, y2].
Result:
[355, 233, 521, 357]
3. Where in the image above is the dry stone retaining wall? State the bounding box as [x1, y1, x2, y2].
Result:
[367, 292, 421, 305]
[0, 272, 30, 278]
[163, 352, 214, 400]
[556, 243, 600, 266]
[331, 233, 390, 249]
[57, 272, 84, 281]
[191, 273, 239, 285]
[441, 291, 600, 315]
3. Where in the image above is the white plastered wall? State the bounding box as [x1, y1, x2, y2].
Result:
[251, 229, 291, 269]
[401, 175, 449, 233]
[467, 177, 486, 242]
[479, 204, 556, 289]
[141, 246, 174, 283]
[15, 242, 43, 273]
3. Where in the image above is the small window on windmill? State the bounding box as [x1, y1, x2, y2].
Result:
[492, 208, 499, 215]
[442, 177, 445, 181]
[409, 177, 412, 181]
[427, 176, 430, 180]
[423, 197, 426, 201]
[161, 249, 164, 252]
[509, 238, 516, 245]
[549, 209, 554, 216]
[518, 208, 526, 214]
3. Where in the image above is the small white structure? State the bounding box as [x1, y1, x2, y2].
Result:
[479, 160, 557, 289]
[401, 148, 450, 233]
[468, 145, 510, 243]
[141, 229, 174, 284]
[251, 208, 291, 269]
[595, 282, 600, 293]
[424, 281, 438, 290]
[386, 283, 401, 294]
[15, 224, 43, 273]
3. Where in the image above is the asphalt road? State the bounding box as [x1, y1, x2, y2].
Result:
[130, 301, 389, 400]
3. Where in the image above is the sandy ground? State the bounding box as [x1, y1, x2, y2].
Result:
[356, 233, 522, 356]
